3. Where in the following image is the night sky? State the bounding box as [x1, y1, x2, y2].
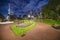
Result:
[0, 0, 48, 17]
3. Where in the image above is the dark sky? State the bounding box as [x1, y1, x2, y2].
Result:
[0, 0, 48, 17]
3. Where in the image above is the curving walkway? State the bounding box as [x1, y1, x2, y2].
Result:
[0, 22, 60, 40]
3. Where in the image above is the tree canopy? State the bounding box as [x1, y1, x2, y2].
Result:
[43, 0, 60, 20]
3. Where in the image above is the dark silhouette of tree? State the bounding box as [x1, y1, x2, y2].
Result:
[43, 0, 60, 20]
[23, 15, 27, 20]
[18, 15, 23, 20]
[9, 13, 17, 21]
[0, 13, 5, 20]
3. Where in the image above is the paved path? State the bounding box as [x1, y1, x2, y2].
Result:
[0, 24, 15, 40]
[0, 22, 60, 40]
[22, 23, 60, 40]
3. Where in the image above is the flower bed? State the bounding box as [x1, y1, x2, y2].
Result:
[10, 20, 35, 35]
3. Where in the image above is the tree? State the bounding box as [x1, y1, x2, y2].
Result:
[9, 13, 17, 21]
[23, 15, 27, 20]
[43, 0, 60, 20]
[18, 15, 22, 20]
[0, 13, 5, 20]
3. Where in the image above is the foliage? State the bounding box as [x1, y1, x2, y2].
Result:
[0, 13, 5, 20]
[10, 20, 35, 35]
[43, 0, 60, 20]
[23, 15, 27, 20]
[9, 13, 17, 21]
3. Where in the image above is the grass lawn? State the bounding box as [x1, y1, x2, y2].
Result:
[35, 19, 60, 25]
[10, 20, 35, 35]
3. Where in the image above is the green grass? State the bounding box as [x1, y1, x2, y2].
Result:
[35, 19, 60, 25]
[10, 20, 35, 35]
